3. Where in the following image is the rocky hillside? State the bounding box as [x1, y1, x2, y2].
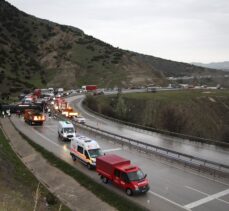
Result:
[0, 0, 226, 95]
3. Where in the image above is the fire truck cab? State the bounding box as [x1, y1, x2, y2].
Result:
[24, 109, 45, 125]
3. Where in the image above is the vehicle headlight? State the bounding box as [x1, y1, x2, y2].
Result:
[134, 185, 139, 190]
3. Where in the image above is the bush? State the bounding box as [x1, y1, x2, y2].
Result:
[84, 95, 98, 112]
[86, 45, 95, 51]
[46, 192, 57, 205]
[10, 87, 22, 93]
[160, 106, 187, 133]
[221, 125, 229, 143]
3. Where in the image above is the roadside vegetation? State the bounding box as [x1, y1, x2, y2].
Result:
[0, 129, 70, 211]
[84, 89, 229, 143]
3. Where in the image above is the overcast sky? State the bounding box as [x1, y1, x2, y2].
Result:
[7, 0, 229, 63]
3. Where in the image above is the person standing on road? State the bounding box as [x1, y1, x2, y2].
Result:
[2, 110, 5, 118]
[6, 109, 11, 117]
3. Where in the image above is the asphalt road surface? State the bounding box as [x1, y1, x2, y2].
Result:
[12, 115, 229, 211]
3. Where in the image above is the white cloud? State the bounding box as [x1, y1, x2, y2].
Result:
[7, 0, 229, 63]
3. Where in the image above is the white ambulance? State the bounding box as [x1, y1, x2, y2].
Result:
[58, 121, 76, 141]
[70, 135, 103, 169]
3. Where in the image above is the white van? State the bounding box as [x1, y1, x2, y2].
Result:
[58, 121, 76, 141]
[70, 135, 103, 169]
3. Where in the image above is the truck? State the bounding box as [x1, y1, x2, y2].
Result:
[61, 106, 79, 118]
[53, 97, 66, 111]
[58, 121, 76, 141]
[82, 85, 97, 92]
[70, 135, 103, 169]
[24, 109, 45, 125]
[96, 154, 150, 196]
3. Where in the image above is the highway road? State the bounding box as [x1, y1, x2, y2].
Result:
[66, 94, 229, 166]
[11, 114, 229, 211]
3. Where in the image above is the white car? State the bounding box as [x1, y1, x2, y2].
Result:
[73, 116, 86, 124]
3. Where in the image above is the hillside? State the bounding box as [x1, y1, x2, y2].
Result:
[0, 0, 226, 95]
[85, 90, 229, 143]
[192, 61, 229, 71]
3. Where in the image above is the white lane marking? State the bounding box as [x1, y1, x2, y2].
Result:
[103, 148, 122, 153]
[148, 190, 190, 211]
[218, 198, 229, 205]
[185, 186, 229, 205]
[185, 186, 208, 196]
[184, 188, 229, 209]
[178, 166, 229, 187]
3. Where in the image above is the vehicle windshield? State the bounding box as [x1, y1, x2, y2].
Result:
[127, 170, 145, 181]
[64, 127, 74, 133]
[88, 149, 103, 158]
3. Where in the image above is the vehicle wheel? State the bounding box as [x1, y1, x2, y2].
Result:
[126, 188, 133, 196]
[102, 177, 108, 184]
[87, 163, 91, 170]
[71, 154, 76, 161]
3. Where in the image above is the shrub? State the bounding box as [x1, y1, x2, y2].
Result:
[86, 45, 95, 51]
[159, 106, 187, 133]
[84, 95, 98, 112]
[46, 192, 57, 205]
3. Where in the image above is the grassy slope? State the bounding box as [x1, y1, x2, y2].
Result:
[90, 90, 229, 142]
[0, 129, 70, 211]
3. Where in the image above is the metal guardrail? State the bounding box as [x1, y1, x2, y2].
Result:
[53, 111, 229, 176]
[83, 103, 229, 147]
